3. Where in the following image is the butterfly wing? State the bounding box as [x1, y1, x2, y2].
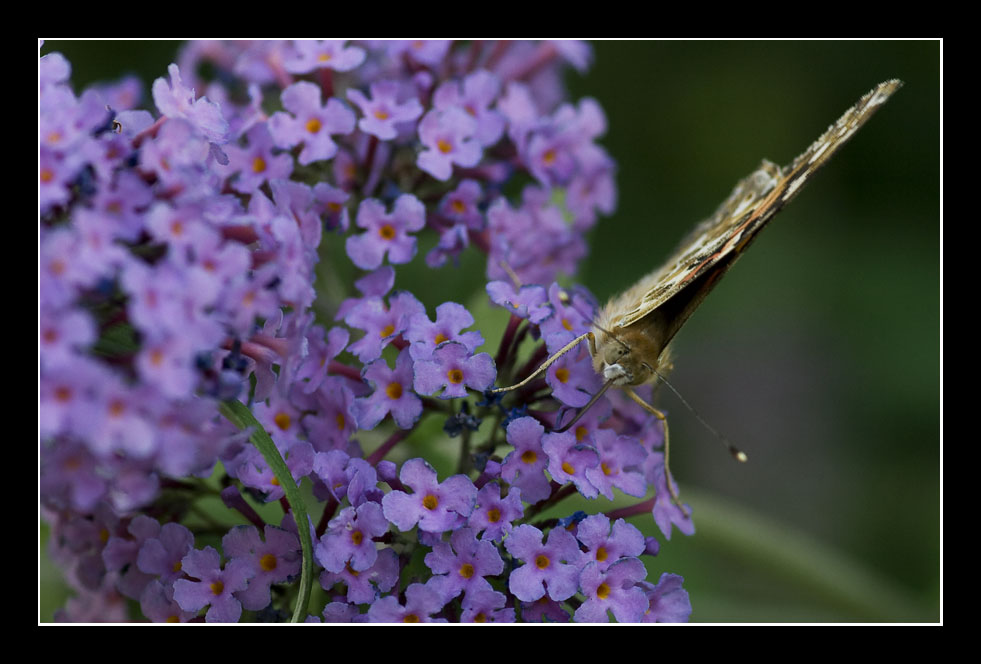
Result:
[605, 79, 903, 344]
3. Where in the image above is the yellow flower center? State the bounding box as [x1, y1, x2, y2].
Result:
[447, 368, 464, 384]
[210, 580, 225, 596]
[596, 582, 611, 600]
[378, 223, 396, 240]
[260, 554, 278, 571]
[554, 368, 570, 384]
[306, 118, 322, 134]
[386, 382, 403, 400]
[521, 450, 537, 465]
[252, 156, 267, 173]
[437, 139, 453, 154]
[535, 554, 550, 570]
[422, 494, 439, 510]
[274, 412, 291, 430]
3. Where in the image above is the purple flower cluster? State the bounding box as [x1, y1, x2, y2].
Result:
[40, 40, 691, 623]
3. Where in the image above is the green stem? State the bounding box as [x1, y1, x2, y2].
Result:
[219, 400, 313, 623]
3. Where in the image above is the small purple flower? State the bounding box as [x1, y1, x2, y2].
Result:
[438, 179, 485, 230]
[521, 596, 571, 623]
[417, 107, 482, 181]
[268, 81, 356, 165]
[648, 451, 695, 540]
[315, 501, 388, 573]
[224, 123, 293, 194]
[365, 582, 447, 623]
[539, 282, 596, 353]
[584, 429, 649, 501]
[566, 158, 617, 231]
[320, 547, 399, 605]
[638, 573, 692, 623]
[335, 264, 395, 322]
[136, 522, 195, 584]
[138, 118, 211, 189]
[425, 222, 470, 268]
[485, 281, 552, 324]
[432, 70, 505, 147]
[574, 514, 646, 572]
[424, 527, 504, 602]
[467, 483, 523, 541]
[344, 290, 424, 363]
[382, 458, 477, 533]
[222, 524, 301, 611]
[484, 193, 587, 287]
[405, 302, 484, 361]
[347, 80, 424, 140]
[294, 325, 349, 395]
[545, 344, 603, 408]
[312, 181, 351, 231]
[151, 63, 230, 144]
[500, 416, 552, 505]
[236, 440, 315, 503]
[460, 586, 515, 623]
[39, 305, 95, 369]
[39, 438, 106, 513]
[386, 40, 451, 68]
[345, 194, 426, 270]
[504, 524, 584, 603]
[574, 558, 649, 623]
[542, 430, 600, 499]
[135, 333, 197, 400]
[101, 514, 161, 600]
[356, 348, 423, 430]
[303, 378, 358, 452]
[284, 40, 366, 74]
[172, 546, 254, 623]
[140, 579, 197, 623]
[413, 342, 496, 399]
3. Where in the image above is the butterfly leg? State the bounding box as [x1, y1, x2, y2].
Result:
[490, 332, 594, 394]
[625, 387, 690, 517]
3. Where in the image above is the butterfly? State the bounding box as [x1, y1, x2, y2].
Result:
[492, 79, 902, 507]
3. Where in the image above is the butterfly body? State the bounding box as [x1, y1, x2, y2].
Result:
[592, 80, 902, 393]
[493, 80, 902, 496]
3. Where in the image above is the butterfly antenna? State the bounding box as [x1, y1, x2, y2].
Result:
[499, 260, 523, 290]
[558, 288, 632, 354]
[654, 371, 748, 463]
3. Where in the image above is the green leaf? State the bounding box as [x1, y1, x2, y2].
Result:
[219, 400, 314, 623]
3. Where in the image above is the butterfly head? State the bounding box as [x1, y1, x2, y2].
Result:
[592, 326, 662, 387]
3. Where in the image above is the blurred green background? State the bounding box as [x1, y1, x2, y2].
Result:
[39, 40, 940, 623]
